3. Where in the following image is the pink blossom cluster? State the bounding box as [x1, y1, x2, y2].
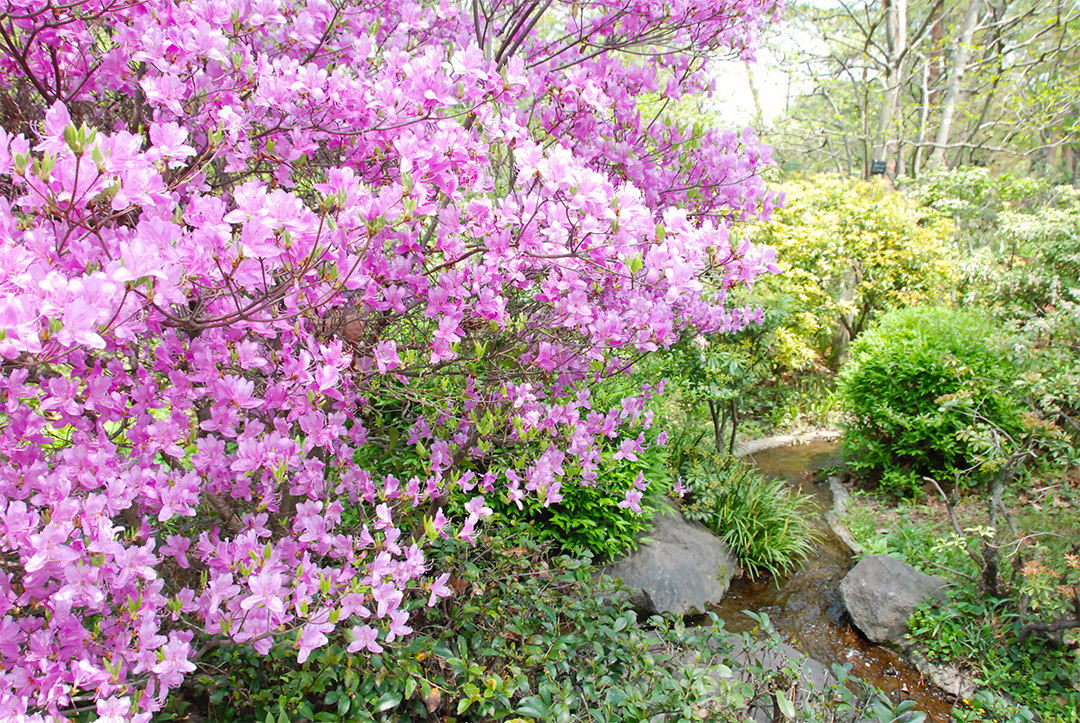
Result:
[0, 0, 781, 718]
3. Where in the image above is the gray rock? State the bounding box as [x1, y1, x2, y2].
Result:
[840, 554, 948, 644]
[896, 639, 977, 699]
[603, 503, 737, 616]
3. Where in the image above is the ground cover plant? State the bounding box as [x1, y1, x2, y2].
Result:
[175, 525, 741, 722]
[171, 523, 934, 722]
[0, 0, 788, 719]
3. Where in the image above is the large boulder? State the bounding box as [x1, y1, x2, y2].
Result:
[840, 554, 948, 644]
[604, 503, 737, 616]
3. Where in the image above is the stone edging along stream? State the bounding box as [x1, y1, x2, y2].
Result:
[735, 430, 978, 702]
[733, 429, 842, 458]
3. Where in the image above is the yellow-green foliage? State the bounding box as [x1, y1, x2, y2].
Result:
[752, 175, 956, 365]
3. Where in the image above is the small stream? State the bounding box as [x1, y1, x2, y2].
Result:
[709, 441, 954, 722]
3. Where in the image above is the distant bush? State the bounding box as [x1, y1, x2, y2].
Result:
[680, 454, 819, 577]
[905, 167, 1050, 253]
[839, 306, 1022, 494]
[751, 175, 955, 366]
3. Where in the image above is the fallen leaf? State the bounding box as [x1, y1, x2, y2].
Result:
[425, 687, 442, 713]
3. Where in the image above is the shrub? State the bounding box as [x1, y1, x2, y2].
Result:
[839, 306, 1022, 493]
[175, 525, 738, 723]
[484, 441, 670, 562]
[905, 168, 1049, 254]
[0, 0, 786, 715]
[750, 175, 956, 366]
[680, 454, 819, 578]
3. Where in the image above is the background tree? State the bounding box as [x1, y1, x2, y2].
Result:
[750, 176, 954, 365]
[766, 0, 1080, 180]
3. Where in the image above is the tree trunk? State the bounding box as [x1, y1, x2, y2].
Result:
[926, 0, 983, 170]
[912, 54, 931, 174]
[744, 60, 764, 129]
[727, 399, 739, 457]
[872, 0, 908, 170]
[709, 400, 723, 453]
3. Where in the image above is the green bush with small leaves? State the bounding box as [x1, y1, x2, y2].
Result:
[174, 526, 735, 723]
[839, 306, 1023, 494]
[482, 438, 671, 562]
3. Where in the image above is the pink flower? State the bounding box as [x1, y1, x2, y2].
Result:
[673, 476, 687, 498]
[457, 515, 479, 545]
[153, 633, 196, 689]
[618, 488, 644, 514]
[385, 609, 413, 642]
[296, 621, 334, 664]
[241, 569, 287, 616]
[464, 496, 492, 519]
[374, 340, 401, 374]
[148, 122, 197, 168]
[96, 696, 134, 723]
[428, 573, 452, 606]
[348, 624, 384, 654]
[613, 438, 639, 462]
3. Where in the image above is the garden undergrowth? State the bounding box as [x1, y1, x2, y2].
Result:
[842, 479, 1080, 722]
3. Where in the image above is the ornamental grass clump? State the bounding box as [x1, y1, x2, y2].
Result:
[681, 455, 819, 578]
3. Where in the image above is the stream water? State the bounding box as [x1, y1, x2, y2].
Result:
[709, 441, 955, 721]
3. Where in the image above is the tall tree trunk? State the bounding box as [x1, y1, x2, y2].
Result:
[913, 54, 931, 174]
[927, 0, 983, 170]
[744, 60, 764, 129]
[873, 0, 908, 172]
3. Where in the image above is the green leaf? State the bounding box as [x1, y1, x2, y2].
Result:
[776, 690, 795, 719]
[516, 696, 551, 719]
[373, 691, 401, 712]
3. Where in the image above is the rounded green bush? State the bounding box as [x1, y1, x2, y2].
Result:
[839, 305, 1021, 493]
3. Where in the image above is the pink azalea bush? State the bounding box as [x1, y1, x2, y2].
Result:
[0, 0, 781, 718]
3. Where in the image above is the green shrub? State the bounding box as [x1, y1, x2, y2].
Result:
[482, 439, 670, 562]
[839, 306, 1022, 494]
[169, 520, 931, 722]
[173, 525, 735, 723]
[680, 454, 819, 578]
[905, 168, 1049, 254]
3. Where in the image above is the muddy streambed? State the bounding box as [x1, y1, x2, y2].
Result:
[709, 441, 954, 722]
